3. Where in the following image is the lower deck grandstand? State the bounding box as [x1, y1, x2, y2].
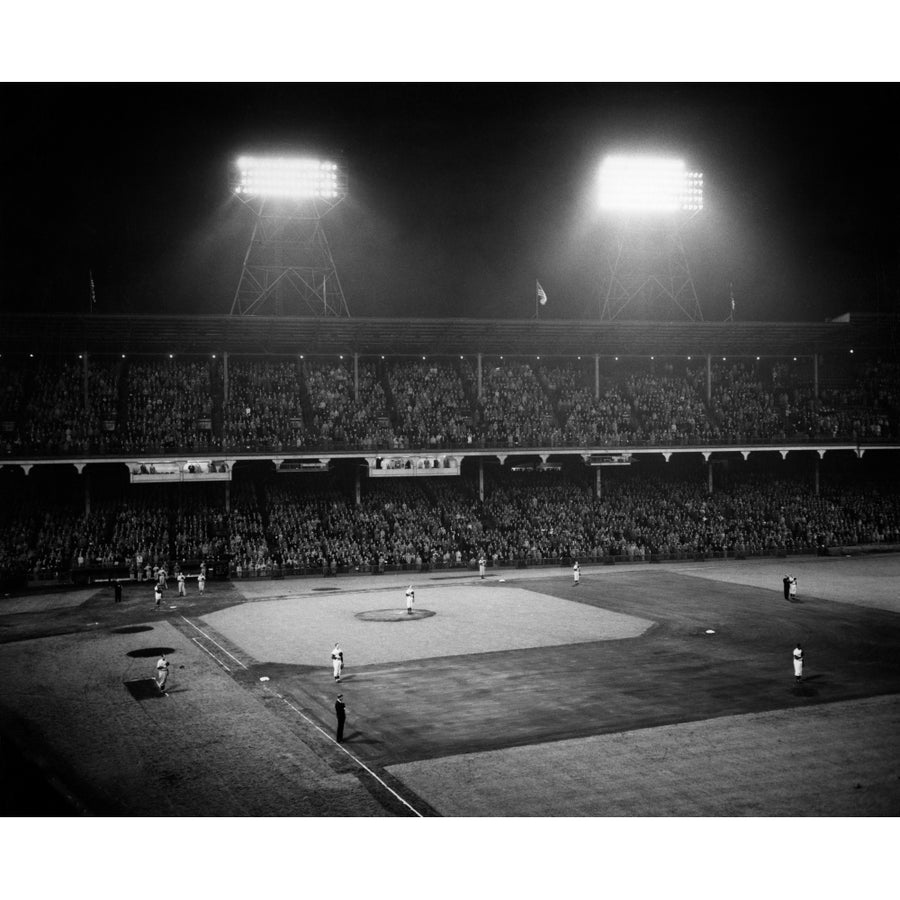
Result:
[3, 454, 899, 591]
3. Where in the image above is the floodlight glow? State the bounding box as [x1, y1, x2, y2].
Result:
[599, 155, 703, 213]
[235, 155, 344, 200]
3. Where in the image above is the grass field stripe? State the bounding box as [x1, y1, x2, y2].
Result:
[266, 687, 425, 818]
[181, 616, 249, 669]
[191, 637, 232, 672]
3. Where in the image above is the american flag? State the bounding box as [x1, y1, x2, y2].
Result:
[536, 280, 548, 306]
[89, 270, 97, 305]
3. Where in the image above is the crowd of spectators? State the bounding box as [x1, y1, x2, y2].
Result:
[1, 353, 898, 456]
[476, 361, 562, 446]
[627, 369, 713, 445]
[120, 359, 218, 453]
[227, 480, 270, 577]
[223, 359, 311, 451]
[3, 465, 900, 585]
[542, 366, 635, 446]
[388, 359, 474, 448]
[305, 360, 394, 448]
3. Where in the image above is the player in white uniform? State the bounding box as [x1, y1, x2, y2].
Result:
[789, 575, 797, 600]
[197, 571, 206, 593]
[478, 555, 486, 579]
[156, 654, 170, 693]
[177, 572, 186, 596]
[406, 586, 415, 614]
[573, 561, 580, 585]
[793, 643, 804, 682]
[331, 643, 343, 682]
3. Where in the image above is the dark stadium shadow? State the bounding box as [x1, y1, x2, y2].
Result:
[342, 731, 381, 746]
[124, 678, 166, 700]
[126, 646, 176, 658]
[112, 625, 154, 634]
[802, 674, 825, 682]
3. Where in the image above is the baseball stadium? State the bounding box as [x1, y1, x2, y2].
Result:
[2, 83, 900, 878]
[1, 312, 899, 822]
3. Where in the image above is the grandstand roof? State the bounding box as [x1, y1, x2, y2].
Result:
[0, 312, 895, 359]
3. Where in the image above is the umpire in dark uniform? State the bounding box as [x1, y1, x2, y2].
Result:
[335, 694, 346, 743]
[782, 575, 791, 600]
[114, 580, 123, 603]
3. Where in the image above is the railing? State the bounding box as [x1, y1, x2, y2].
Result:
[4, 432, 900, 462]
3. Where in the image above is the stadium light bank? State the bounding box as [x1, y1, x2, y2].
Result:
[598, 155, 703, 214]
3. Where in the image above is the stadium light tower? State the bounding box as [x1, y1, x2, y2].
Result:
[597, 155, 704, 321]
[231, 155, 351, 317]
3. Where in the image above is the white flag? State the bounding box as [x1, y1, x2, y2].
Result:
[536, 280, 548, 306]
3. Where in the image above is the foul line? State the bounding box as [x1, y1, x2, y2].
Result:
[263, 686, 424, 818]
[179, 615, 423, 817]
[181, 616, 248, 669]
[191, 637, 232, 672]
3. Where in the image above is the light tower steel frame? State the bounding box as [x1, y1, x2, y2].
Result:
[231, 194, 350, 318]
[599, 216, 703, 321]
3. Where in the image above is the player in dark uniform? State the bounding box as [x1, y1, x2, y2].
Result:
[335, 694, 346, 742]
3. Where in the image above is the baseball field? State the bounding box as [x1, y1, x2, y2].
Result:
[1, 552, 899, 821]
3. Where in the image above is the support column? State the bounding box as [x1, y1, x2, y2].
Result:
[355, 466, 361, 506]
[478, 457, 484, 502]
[594, 354, 600, 400]
[82, 467, 91, 516]
[477, 353, 483, 400]
[813, 353, 819, 400]
[224, 482, 231, 513]
[706, 354, 712, 403]
[354, 353, 359, 403]
[83, 353, 89, 412]
[223, 351, 229, 403]
[595, 467, 602, 500]
[814, 456, 820, 497]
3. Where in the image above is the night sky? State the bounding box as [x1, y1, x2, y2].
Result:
[1, 82, 897, 323]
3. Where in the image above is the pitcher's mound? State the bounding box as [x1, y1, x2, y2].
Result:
[355, 609, 436, 622]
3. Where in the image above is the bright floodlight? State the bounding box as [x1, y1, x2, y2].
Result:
[599, 155, 703, 213]
[235, 155, 345, 200]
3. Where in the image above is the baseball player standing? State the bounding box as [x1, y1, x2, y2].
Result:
[197, 570, 206, 593]
[405, 585, 415, 614]
[478, 555, 486, 579]
[573, 561, 580, 586]
[331, 643, 343, 682]
[154, 583, 163, 609]
[156, 654, 170, 693]
[177, 571, 186, 596]
[793, 643, 804, 682]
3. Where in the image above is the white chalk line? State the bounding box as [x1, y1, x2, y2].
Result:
[181, 615, 248, 669]
[181, 614, 423, 817]
[263, 685, 424, 818]
[191, 636, 232, 672]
